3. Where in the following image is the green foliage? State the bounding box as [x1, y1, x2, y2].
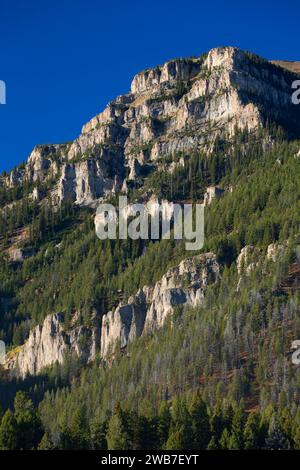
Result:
[0, 392, 41, 450]
[14, 391, 42, 449]
[106, 406, 130, 450]
[1, 121, 300, 449]
[0, 410, 18, 450]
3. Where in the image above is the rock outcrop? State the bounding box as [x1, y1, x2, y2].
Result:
[236, 245, 261, 276]
[57, 160, 120, 206]
[101, 253, 219, 356]
[5, 145, 66, 188]
[101, 288, 151, 357]
[237, 242, 288, 276]
[236, 242, 288, 290]
[4, 47, 300, 206]
[266, 242, 287, 262]
[4, 253, 219, 376]
[203, 186, 225, 206]
[4, 313, 100, 378]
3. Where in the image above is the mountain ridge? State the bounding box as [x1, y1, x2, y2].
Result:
[1, 45, 300, 377]
[1, 46, 299, 208]
[1, 46, 300, 450]
[271, 59, 300, 74]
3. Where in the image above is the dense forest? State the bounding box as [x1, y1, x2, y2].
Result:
[1, 123, 300, 449]
[1, 390, 300, 449]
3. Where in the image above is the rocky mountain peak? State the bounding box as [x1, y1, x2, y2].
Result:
[130, 56, 203, 94]
[3, 46, 299, 207]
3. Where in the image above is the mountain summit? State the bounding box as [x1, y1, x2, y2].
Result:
[2, 47, 299, 208]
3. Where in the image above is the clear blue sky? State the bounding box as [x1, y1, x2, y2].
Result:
[0, 0, 299, 173]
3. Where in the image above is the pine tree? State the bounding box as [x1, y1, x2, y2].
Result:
[219, 428, 231, 450]
[165, 428, 184, 450]
[14, 391, 42, 449]
[265, 417, 290, 450]
[157, 401, 171, 448]
[230, 402, 245, 449]
[0, 410, 18, 450]
[106, 407, 130, 450]
[293, 425, 300, 449]
[90, 418, 108, 450]
[67, 408, 88, 449]
[243, 412, 260, 450]
[207, 435, 219, 450]
[210, 403, 224, 442]
[189, 392, 211, 449]
[38, 432, 55, 450]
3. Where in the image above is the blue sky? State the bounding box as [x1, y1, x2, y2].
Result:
[0, 0, 299, 173]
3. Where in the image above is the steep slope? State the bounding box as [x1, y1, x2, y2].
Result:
[1, 47, 300, 433]
[4, 253, 219, 377]
[2, 47, 300, 450]
[2, 47, 299, 208]
[271, 60, 300, 74]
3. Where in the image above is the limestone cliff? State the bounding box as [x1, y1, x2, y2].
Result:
[4, 47, 299, 206]
[4, 313, 100, 378]
[2, 46, 299, 377]
[5, 253, 219, 376]
[101, 253, 219, 357]
[236, 242, 288, 291]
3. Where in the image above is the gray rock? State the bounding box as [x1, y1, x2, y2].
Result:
[203, 186, 225, 206]
[5, 47, 299, 206]
[5, 253, 219, 374]
[4, 313, 99, 378]
[101, 253, 219, 357]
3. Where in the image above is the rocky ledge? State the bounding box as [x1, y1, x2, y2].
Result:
[4, 253, 219, 377]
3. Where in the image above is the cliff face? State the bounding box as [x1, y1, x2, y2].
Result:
[6, 145, 65, 188]
[144, 253, 219, 331]
[5, 313, 100, 379]
[5, 253, 219, 377]
[101, 253, 219, 357]
[100, 289, 150, 357]
[4, 47, 299, 206]
[2, 46, 298, 378]
[57, 160, 120, 206]
[4, 241, 290, 377]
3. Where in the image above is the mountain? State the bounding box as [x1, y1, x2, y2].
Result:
[1, 47, 299, 205]
[1, 46, 300, 450]
[271, 60, 300, 74]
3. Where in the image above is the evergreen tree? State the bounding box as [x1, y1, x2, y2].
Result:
[219, 428, 231, 450]
[106, 406, 130, 450]
[244, 412, 261, 450]
[165, 428, 184, 450]
[157, 401, 171, 448]
[265, 417, 291, 450]
[14, 391, 42, 449]
[0, 410, 18, 450]
[90, 418, 108, 450]
[38, 432, 55, 450]
[230, 402, 246, 449]
[189, 392, 211, 449]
